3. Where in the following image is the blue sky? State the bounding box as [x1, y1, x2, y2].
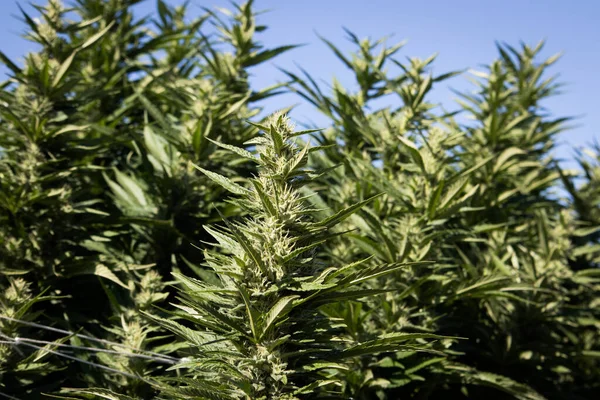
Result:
[1, 0, 598, 168]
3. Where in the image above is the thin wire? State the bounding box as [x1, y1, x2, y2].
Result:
[14, 337, 177, 365]
[0, 332, 24, 357]
[8, 338, 153, 384]
[0, 391, 21, 400]
[0, 315, 179, 362]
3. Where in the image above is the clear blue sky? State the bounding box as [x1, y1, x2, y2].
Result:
[1, 0, 598, 168]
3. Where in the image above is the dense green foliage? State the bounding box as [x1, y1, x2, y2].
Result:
[0, 1, 598, 399]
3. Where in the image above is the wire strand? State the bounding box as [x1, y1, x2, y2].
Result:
[0, 391, 21, 400]
[14, 336, 177, 365]
[0, 315, 179, 362]
[8, 338, 154, 384]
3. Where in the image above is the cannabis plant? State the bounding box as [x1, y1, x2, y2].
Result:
[147, 112, 447, 399]
[1, 1, 598, 399]
[0, 0, 293, 397]
[286, 33, 599, 399]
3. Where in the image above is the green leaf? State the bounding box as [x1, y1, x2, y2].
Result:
[73, 264, 129, 289]
[238, 286, 260, 341]
[325, 257, 374, 283]
[455, 276, 509, 296]
[318, 34, 354, 70]
[193, 165, 248, 195]
[0, 50, 21, 74]
[413, 75, 432, 108]
[427, 180, 445, 219]
[269, 124, 284, 154]
[252, 180, 277, 216]
[397, 136, 425, 172]
[281, 241, 325, 263]
[573, 244, 600, 258]
[287, 140, 311, 176]
[62, 388, 137, 400]
[493, 147, 526, 173]
[243, 45, 301, 67]
[223, 219, 268, 276]
[311, 289, 392, 305]
[143, 313, 224, 347]
[80, 21, 116, 50]
[348, 262, 412, 286]
[198, 302, 249, 337]
[341, 333, 448, 358]
[113, 170, 148, 208]
[220, 92, 252, 119]
[137, 92, 172, 132]
[104, 173, 141, 209]
[193, 116, 212, 156]
[52, 50, 77, 89]
[316, 194, 383, 228]
[208, 138, 257, 162]
[446, 364, 546, 400]
[404, 357, 446, 374]
[144, 125, 172, 172]
[290, 128, 325, 138]
[260, 295, 299, 339]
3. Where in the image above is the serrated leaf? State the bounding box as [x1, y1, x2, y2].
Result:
[341, 333, 448, 358]
[397, 136, 425, 172]
[80, 21, 116, 50]
[243, 45, 300, 67]
[427, 180, 445, 219]
[208, 138, 257, 161]
[62, 388, 137, 400]
[493, 147, 526, 173]
[252, 180, 277, 216]
[317, 194, 383, 228]
[52, 50, 77, 88]
[238, 286, 260, 341]
[74, 264, 129, 289]
[260, 295, 299, 339]
[193, 165, 248, 195]
[220, 92, 251, 119]
[269, 124, 284, 154]
[113, 170, 148, 207]
[0, 50, 21, 74]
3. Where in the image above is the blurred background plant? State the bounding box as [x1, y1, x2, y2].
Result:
[283, 33, 599, 399]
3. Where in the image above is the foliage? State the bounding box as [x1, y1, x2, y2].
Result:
[0, 1, 598, 399]
[0, 0, 291, 397]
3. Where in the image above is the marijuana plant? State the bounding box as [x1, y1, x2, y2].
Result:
[0, 0, 294, 396]
[286, 33, 599, 399]
[0, 1, 598, 399]
[149, 112, 446, 399]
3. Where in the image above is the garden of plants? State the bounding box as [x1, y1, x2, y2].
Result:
[0, 1, 598, 399]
